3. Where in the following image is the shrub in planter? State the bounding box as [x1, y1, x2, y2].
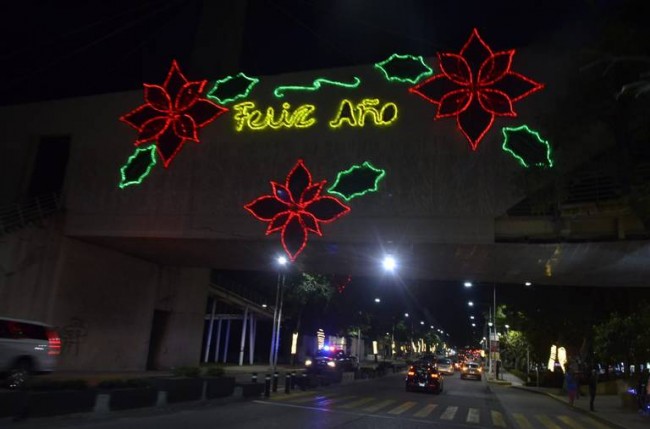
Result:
[202, 364, 225, 377]
[172, 366, 201, 377]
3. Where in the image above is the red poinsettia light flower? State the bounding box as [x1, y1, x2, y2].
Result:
[409, 28, 544, 150]
[244, 160, 351, 261]
[120, 60, 228, 168]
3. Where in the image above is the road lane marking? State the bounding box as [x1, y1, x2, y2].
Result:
[535, 414, 562, 429]
[557, 415, 586, 429]
[466, 408, 480, 423]
[338, 397, 376, 409]
[413, 404, 438, 418]
[387, 401, 417, 415]
[362, 399, 395, 413]
[440, 405, 458, 420]
[512, 413, 534, 429]
[491, 410, 506, 427]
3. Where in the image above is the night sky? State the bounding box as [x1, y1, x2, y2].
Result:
[1, 0, 597, 105]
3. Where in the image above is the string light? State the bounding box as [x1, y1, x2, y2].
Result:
[374, 53, 434, 84]
[501, 124, 554, 168]
[274, 76, 361, 98]
[329, 98, 398, 129]
[119, 145, 157, 189]
[244, 159, 350, 261]
[120, 60, 228, 168]
[409, 28, 544, 151]
[327, 161, 386, 201]
[206, 72, 260, 105]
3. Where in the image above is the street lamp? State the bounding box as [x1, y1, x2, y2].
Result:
[382, 255, 397, 272]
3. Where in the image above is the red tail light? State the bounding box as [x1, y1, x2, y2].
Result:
[47, 329, 61, 356]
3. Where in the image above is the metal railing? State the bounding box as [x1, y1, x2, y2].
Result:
[0, 192, 61, 236]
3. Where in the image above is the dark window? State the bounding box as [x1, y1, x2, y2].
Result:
[27, 135, 70, 198]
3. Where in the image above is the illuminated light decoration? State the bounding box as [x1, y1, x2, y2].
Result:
[409, 28, 544, 150]
[334, 274, 352, 294]
[244, 159, 350, 261]
[232, 101, 316, 131]
[119, 145, 157, 189]
[274, 76, 361, 98]
[374, 53, 434, 84]
[329, 98, 398, 128]
[501, 125, 553, 168]
[120, 60, 228, 168]
[327, 161, 386, 201]
[206, 72, 260, 105]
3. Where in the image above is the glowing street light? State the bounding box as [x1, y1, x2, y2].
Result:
[404, 313, 409, 318]
[525, 281, 532, 286]
[464, 281, 473, 287]
[382, 255, 397, 272]
[468, 301, 474, 307]
[374, 297, 381, 303]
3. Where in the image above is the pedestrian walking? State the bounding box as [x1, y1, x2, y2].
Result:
[588, 368, 598, 411]
[566, 370, 578, 406]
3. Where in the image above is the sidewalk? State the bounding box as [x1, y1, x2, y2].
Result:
[492, 370, 650, 429]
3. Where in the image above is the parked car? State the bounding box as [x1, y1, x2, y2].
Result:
[405, 362, 444, 394]
[460, 361, 482, 381]
[0, 317, 61, 388]
[437, 357, 455, 375]
[305, 349, 359, 373]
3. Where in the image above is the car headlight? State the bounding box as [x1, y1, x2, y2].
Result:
[327, 361, 336, 368]
[305, 359, 312, 366]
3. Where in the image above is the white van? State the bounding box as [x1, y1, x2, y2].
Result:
[0, 317, 61, 388]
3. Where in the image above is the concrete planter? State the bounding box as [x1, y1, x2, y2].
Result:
[205, 377, 236, 399]
[23, 389, 97, 417]
[105, 387, 158, 411]
[151, 377, 204, 403]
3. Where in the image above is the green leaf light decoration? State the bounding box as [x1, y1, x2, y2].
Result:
[327, 161, 386, 201]
[374, 53, 434, 84]
[206, 72, 260, 105]
[119, 145, 157, 189]
[501, 125, 554, 168]
[274, 77, 361, 98]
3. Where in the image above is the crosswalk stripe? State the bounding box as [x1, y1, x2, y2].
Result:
[466, 408, 480, 424]
[491, 410, 507, 428]
[535, 414, 562, 429]
[268, 391, 313, 401]
[413, 404, 438, 418]
[289, 394, 330, 403]
[387, 401, 418, 415]
[440, 405, 458, 420]
[338, 397, 375, 409]
[362, 399, 395, 413]
[315, 395, 356, 406]
[512, 413, 534, 429]
[557, 415, 586, 429]
[578, 416, 611, 429]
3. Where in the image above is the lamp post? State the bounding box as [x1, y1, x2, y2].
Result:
[269, 256, 288, 372]
[465, 281, 498, 379]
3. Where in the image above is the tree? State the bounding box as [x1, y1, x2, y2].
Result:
[500, 330, 530, 372]
[283, 273, 335, 339]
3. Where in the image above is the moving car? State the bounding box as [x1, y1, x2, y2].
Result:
[305, 349, 359, 373]
[405, 362, 444, 394]
[460, 361, 482, 381]
[437, 357, 455, 375]
[0, 317, 61, 388]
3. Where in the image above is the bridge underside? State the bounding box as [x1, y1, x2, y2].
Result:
[81, 234, 650, 288]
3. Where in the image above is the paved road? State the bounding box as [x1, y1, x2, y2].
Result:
[5, 371, 620, 428]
